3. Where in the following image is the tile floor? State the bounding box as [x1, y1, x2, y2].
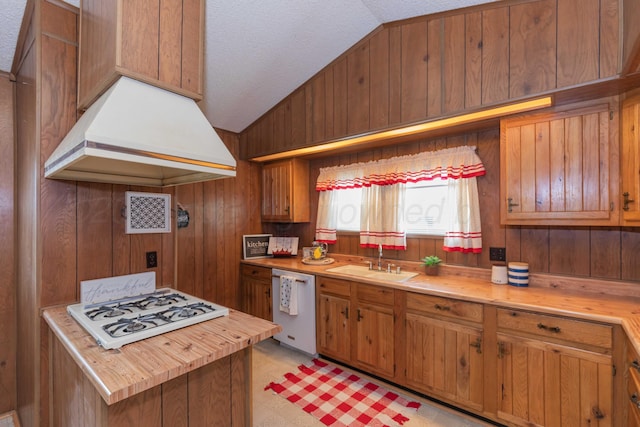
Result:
[253, 338, 497, 427]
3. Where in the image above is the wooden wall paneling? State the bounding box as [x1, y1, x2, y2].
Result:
[180, 0, 203, 94]
[476, 129, 503, 269]
[175, 184, 197, 296]
[161, 375, 188, 427]
[388, 26, 402, 126]
[290, 88, 306, 146]
[590, 227, 621, 279]
[369, 29, 390, 130]
[161, 187, 175, 287]
[77, 183, 114, 284]
[40, 30, 77, 308]
[193, 183, 205, 298]
[333, 58, 348, 137]
[481, 6, 510, 105]
[556, 0, 599, 87]
[347, 42, 370, 134]
[599, 0, 619, 78]
[464, 11, 482, 109]
[443, 14, 466, 114]
[310, 74, 326, 143]
[222, 178, 239, 307]
[305, 86, 314, 146]
[505, 226, 522, 266]
[272, 101, 287, 153]
[0, 75, 16, 415]
[621, 228, 640, 281]
[508, 0, 557, 98]
[158, 0, 182, 88]
[323, 69, 335, 140]
[203, 180, 221, 303]
[119, 0, 160, 80]
[112, 185, 132, 276]
[426, 19, 442, 118]
[519, 227, 550, 273]
[127, 187, 165, 283]
[401, 21, 428, 122]
[548, 228, 591, 276]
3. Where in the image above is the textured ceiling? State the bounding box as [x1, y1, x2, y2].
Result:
[2, 0, 499, 133]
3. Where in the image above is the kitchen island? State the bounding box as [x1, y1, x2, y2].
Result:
[43, 306, 281, 427]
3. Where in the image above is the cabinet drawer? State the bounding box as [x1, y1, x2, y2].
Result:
[356, 283, 394, 306]
[317, 277, 351, 297]
[407, 293, 483, 323]
[497, 308, 612, 349]
[241, 264, 271, 281]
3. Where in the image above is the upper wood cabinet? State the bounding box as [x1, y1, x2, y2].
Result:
[78, 0, 203, 110]
[261, 159, 309, 223]
[621, 92, 640, 225]
[500, 101, 619, 226]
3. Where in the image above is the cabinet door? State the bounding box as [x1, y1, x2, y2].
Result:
[496, 333, 613, 427]
[405, 314, 484, 412]
[261, 159, 309, 222]
[500, 102, 619, 226]
[355, 303, 394, 377]
[317, 293, 350, 362]
[244, 277, 272, 321]
[621, 93, 640, 224]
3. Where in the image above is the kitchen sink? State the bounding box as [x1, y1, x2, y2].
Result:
[326, 264, 418, 283]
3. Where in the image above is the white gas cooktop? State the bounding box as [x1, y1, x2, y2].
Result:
[67, 288, 229, 349]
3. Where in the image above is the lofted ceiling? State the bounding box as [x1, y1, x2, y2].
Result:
[1, 0, 499, 133]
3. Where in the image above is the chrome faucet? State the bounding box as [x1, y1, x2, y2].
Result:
[378, 244, 383, 270]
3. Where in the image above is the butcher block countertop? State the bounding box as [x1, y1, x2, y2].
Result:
[245, 254, 640, 353]
[42, 307, 281, 405]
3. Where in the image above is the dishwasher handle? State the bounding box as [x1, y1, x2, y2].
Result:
[272, 274, 308, 283]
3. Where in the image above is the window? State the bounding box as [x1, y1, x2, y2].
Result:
[334, 181, 451, 236]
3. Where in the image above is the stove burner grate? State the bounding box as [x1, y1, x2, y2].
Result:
[103, 314, 167, 338]
[160, 302, 216, 321]
[85, 305, 134, 320]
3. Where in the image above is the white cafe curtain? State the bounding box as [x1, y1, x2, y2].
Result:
[315, 145, 485, 252]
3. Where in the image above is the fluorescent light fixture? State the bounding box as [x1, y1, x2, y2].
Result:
[250, 97, 553, 162]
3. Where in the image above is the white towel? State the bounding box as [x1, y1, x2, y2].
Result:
[279, 275, 298, 315]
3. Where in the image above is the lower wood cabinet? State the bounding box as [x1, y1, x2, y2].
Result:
[627, 340, 640, 426]
[241, 265, 272, 321]
[496, 308, 614, 427]
[314, 275, 630, 426]
[316, 277, 395, 379]
[404, 293, 484, 412]
[317, 276, 351, 363]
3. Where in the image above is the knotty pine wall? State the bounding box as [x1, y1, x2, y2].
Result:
[0, 73, 16, 414]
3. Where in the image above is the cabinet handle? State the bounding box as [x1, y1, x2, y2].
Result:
[537, 323, 561, 333]
[342, 307, 349, 320]
[624, 192, 635, 211]
[632, 360, 640, 373]
[266, 288, 270, 298]
[470, 337, 482, 354]
[507, 198, 519, 213]
[497, 342, 506, 359]
[357, 309, 363, 321]
[434, 304, 450, 311]
[632, 393, 640, 410]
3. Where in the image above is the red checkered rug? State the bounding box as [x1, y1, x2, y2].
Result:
[264, 358, 421, 427]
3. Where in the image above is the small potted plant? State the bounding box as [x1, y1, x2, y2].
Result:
[421, 255, 442, 276]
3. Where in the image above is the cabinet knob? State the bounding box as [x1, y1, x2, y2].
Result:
[624, 192, 635, 211]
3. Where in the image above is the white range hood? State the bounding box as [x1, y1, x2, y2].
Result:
[45, 77, 237, 187]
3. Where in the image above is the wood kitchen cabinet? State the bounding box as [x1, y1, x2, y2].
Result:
[404, 293, 485, 413]
[621, 91, 640, 225]
[495, 308, 615, 427]
[316, 276, 351, 363]
[241, 264, 272, 321]
[353, 283, 395, 378]
[500, 101, 619, 226]
[261, 158, 310, 223]
[627, 340, 640, 426]
[78, 0, 203, 110]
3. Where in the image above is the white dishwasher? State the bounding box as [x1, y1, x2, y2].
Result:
[272, 268, 316, 355]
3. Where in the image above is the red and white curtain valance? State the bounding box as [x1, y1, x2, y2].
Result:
[315, 145, 486, 253]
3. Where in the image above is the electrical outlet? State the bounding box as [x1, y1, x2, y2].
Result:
[489, 247, 506, 262]
[146, 251, 158, 268]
